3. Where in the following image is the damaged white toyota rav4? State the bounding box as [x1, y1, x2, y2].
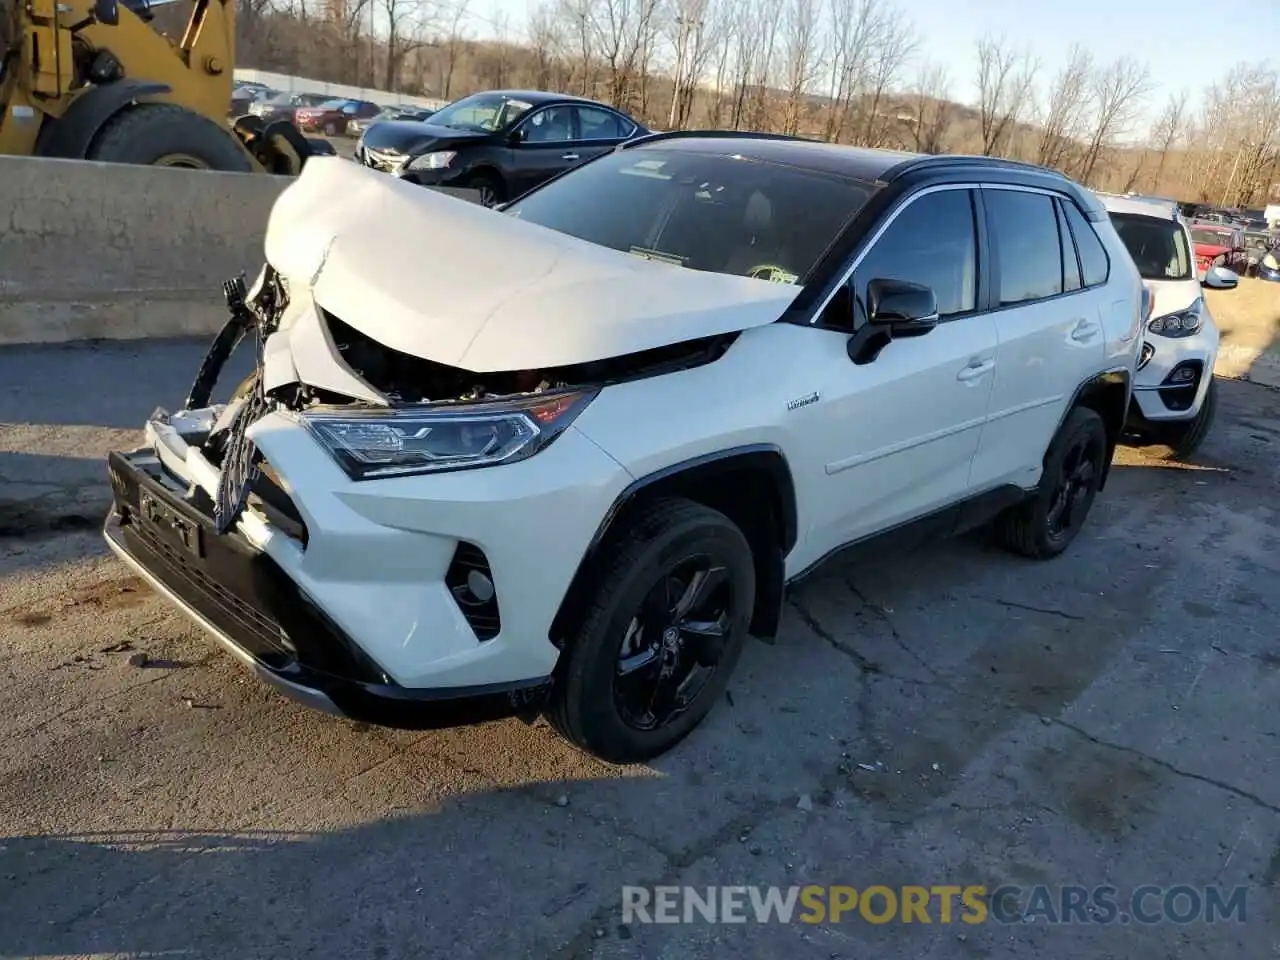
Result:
[106, 134, 1143, 763]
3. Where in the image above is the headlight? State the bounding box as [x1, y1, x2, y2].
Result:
[301, 390, 596, 480]
[1265, 253, 1279, 270]
[1147, 298, 1204, 338]
[408, 150, 457, 171]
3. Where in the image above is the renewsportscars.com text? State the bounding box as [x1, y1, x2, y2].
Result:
[621, 884, 1248, 926]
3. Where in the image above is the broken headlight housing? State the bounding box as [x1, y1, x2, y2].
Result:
[1147, 298, 1204, 339]
[300, 390, 596, 480]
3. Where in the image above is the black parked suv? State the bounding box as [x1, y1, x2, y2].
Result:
[354, 89, 648, 207]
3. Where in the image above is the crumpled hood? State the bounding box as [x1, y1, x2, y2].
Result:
[263, 157, 801, 373]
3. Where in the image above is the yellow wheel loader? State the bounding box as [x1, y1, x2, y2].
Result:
[0, 0, 322, 173]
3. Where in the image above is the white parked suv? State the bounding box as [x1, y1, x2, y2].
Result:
[105, 138, 1143, 763]
[1101, 193, 1235, 459]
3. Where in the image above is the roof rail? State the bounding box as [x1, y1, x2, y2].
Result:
[621, 129, 820, 149]
[883, 153, 1066, 181]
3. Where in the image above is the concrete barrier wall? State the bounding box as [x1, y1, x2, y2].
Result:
[0, 156, 291, 346]
[0, 156, 481, 348]
[234, 69, 449, 112]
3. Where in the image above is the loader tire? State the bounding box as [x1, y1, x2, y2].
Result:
[87, 104, 253, 172]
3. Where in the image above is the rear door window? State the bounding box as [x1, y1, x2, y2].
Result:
[985, 189, 1064, 305]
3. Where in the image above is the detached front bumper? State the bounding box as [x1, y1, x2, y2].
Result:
[104, 449, 551, 728]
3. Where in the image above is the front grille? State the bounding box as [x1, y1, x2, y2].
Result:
[129, 516, 295, 669]
[445, 542, 501, 641]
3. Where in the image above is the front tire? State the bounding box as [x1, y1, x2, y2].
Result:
[548, 498, 755, 764]
[463, 171, 505, 208]
[996, 406, 1108, 560]
[1153, 377, 1217, 461]
[87, 104, 254, 172]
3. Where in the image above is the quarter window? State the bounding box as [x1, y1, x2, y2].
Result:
[986, 189, 1063, 305]
[1062, 200, 1110, 287]
[851, 189, 978, 320]
[575, 106, 630, 141]
[1056, 200, 1082, 292]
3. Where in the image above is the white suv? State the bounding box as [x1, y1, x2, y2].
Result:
[1101, 193, 1235, 459]
[104, 140, 1143, 763]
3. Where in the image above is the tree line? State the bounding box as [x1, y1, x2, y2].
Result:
[237, 0, 1280, 206]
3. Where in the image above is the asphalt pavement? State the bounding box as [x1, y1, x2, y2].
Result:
[1, 338, 1278, 959]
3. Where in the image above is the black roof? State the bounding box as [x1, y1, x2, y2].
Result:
[622, 131, 1106, 218]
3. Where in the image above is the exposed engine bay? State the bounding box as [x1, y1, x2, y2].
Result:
[191, 263, 735, 416]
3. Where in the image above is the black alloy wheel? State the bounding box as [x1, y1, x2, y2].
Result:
[613, 555, 734, 732]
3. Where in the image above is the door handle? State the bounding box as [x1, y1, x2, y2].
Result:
[561, 152, 580, 161]
[956, 358, 995, 382]
[1071, 319, 1099, 342]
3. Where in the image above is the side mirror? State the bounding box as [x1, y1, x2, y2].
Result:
[847, 278, 939, 365]
[867, 278, 940, 328]
[508, 128, 527, 145]
[1202, 266, 1238, 290]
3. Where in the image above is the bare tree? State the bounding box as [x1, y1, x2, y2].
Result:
[1078, 56, 1152, 185]
[856, 5, 916, 147]
[1035, 44, 1093, 172]
[667, 0, 722, 128]
[590, 0, 661, 111]
[820, 0, 883, 143]
[381, 0, 434, 91]
[435, 0, 472, 99]
[907, 60, 951, 154]
[1143, 90, 1189, 193]
[777, 0, 823, 134]
[974, 34, 1037, 156]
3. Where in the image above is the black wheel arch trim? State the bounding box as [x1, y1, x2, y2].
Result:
[549, 443, 798, 645]
[35, 80, 171, 159]
[1058, 368, 1132, 489]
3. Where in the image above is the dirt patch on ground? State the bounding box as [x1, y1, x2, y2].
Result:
[4, 575, 149, 628]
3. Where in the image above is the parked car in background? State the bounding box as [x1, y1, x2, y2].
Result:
[355, 89, 648, 207]
[1244, 229, 1275, 276]
[296, 98, 382, 137]
[230, 82, 275, 117]
[1188, 222, 1248, 277]
[247, 92, 332, 126]
[1258, 242, 1280, 282]
[348, 104, 436, 138]
[1103, 194, 1234, 460]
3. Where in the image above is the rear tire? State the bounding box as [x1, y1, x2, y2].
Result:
[547, 498, 755, 764]
[1152, 377, 1218, 461]
[87, 104, 253, 172]
[995, 406, 1108, 560]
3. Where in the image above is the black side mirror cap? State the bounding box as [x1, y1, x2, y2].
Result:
[847, 278, 939, 365]
[508, 128, 526, 145]
[867, 277, 939, 327]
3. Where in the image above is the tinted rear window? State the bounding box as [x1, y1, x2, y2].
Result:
[1109, 213, 1192, 281]
[504, 149, 876, 284]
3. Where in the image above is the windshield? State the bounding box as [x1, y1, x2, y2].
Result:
[1191, 228, 1232, 246]
[426, 94, 533, 132]
[504, 148, 877, 283]
[1110, 213, 1193, 281]
[316, 99, 349, 109]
